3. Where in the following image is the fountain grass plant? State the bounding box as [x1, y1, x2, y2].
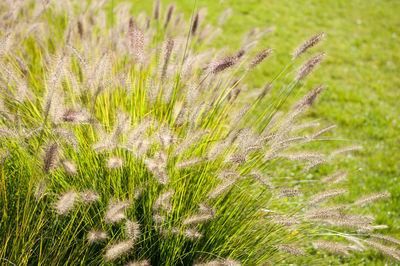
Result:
[0, 0, 398, 265]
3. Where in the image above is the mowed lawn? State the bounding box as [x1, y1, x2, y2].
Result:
[126, 0, 400, 263]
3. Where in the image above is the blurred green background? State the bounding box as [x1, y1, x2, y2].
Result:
[126, 0, 399, 263]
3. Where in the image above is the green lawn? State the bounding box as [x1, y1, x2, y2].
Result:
[127, 0, 400, 264]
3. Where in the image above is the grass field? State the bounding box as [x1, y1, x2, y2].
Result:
[128, 0, 400, 264]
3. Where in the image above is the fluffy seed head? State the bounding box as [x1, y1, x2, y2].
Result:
[106, 157, 124, 169]
[248, 48, 272, 69]
[371, 234, 400, 246]
[312, 240, 350, 256]
[43, 142, 59, 173]
[153, 190, 174, 212]
[278, 187, 301, 198]
[60, 159, 77, 175]
[79, 190, 99, 204]
[34, 179, 47, 200]
[126, 220, 141, 242]
[208, 55, 238, 74]
[322, 171, 347, 184]
[194, 258, 241, 266]
[54, 190, 77, 215]
[352, 192, 391, 206]
[293, 85, 326, 110]
[292, 33, 326, 59]
[164, 4, 175, 28]
[295, 52, 326, 81]
[104, 200, 131, 224]
[126, 260, 151, 266]
[184, 229, 203, 240]
[183, 213, 214, 225]
[365, 240, 400, 262]
[278, 244, 307, 256]
[105, 240, 133, 261]
[208, 178, 237, 199]
[87, 229, 107, 243]
[191, 12, 200, 35]
[153, 0, 161, 20]
[330, 145, 363, 157]
[128, 18, 145, 63]
[309, 189, 348, 205]
[176, 157, 208, 169]
[62, 108, 80, 122]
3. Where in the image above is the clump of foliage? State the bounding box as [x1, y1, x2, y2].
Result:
[0, 0, 398, 265]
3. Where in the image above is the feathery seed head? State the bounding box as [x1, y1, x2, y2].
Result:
[292, 33, 326, 59]
[126, 260, 151, 266]
[60, 159, 77, 175]
[352, 192, 391, 206]
[153, 0, 161, 20]
[34, 179, 47, 200]
[207, 55, 238, 74]
[164, 4, 176, 28]
[309, 189, 348, 205]
[54, 190, 77, 215]
[322, 171, 348, 184]
[365, 240, 400, 262]
[153, 189, 174, 212]
[183, 213, 214, 225]
[106, 157, 124, 169]
[312, 240, 350, 256]
[105, 240, 134, 261]
[43, 142, 59, 173]
[295, 52, 326, 81]
[62, 108, 83, 122]
[125, 220, 141, 242]
[330, 145, 363, 157]
[278, 187, 301, 198]
[293, 84, 326, 110]
[278, 244, 307, 257]
[249, 48, 272, 69]
[371, 234, 400, 246]
[104, 200, 131, 224]
[79, 190, 99, 204]
[184, 229, 203, 240]
[87, 229, 107, 243]
[191, 12, 200, 35]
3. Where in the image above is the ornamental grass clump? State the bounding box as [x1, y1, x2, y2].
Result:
[0, 0, 398, 265]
